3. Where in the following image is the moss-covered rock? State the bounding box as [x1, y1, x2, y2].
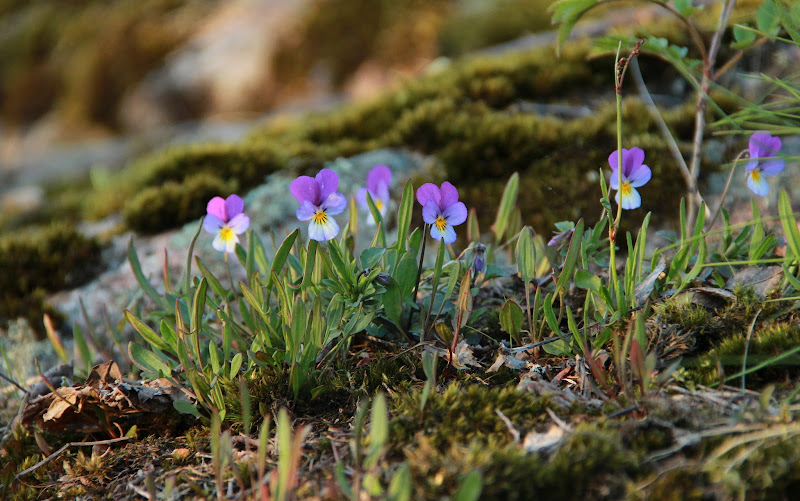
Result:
[0, 224, 102, 335]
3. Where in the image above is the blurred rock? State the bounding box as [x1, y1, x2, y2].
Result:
[119, 0, 308, 131]
[0, 185, 44, 215]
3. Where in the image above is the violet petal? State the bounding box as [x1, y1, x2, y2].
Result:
[291, 176, 320, 205]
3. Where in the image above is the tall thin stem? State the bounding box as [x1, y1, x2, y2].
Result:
[407, 225, 428, 334]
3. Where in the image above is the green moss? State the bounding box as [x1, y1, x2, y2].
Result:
[437, 0, 556, 56]
[124, 172, 235, 234]
[391, 383, 553, 449]
[403, 421, 639, 500]
[0, 224, 102, 334]
[688, 322, 800, 387]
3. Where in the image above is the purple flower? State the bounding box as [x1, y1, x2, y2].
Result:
[608, 147, 651, 210]
[203, 194, 250, 253]
[416, 182, 467, 244]
[745, 132, 784, 196]
[290, 169, 347, 241]
[356, 165, 392, 224]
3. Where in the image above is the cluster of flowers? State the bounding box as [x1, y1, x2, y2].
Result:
[204, 132, 785, 252]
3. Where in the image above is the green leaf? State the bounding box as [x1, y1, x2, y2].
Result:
[124, 310, 171, 353]
[365, 393, 388, 468]
[173, 400, 201, 418]
[196, 257, 228, 299]
[72, 322, 92, 375]
[455, 470, 483, 501]
[732, 24, 757, 49]
[381, 277, 404, 328]
[395, 180, 414, 257]
[128, 238, 167, 309]
[365, 191, 386, 247]
[556, 219, 584, 293]
[757, 0, 781, 36]
[230, 352, 243, 379]
[516, 226, 536, 283]
[191, 277, 208, 336]
[394, 251, 419, 300]
[499, 299, 524, 337]
[267, 229, 299, 288]
[779, 190, 800, 262]
[302, 239, 318, 289]
[128, 342, 171, 377]
[360, 247, 386, 269]
[769, 0, 800, 43]
[492, 172, 519, 244]
[672, 0, 696, 16]
[574, 270, 602, 293]
[387, 463, 412, 501]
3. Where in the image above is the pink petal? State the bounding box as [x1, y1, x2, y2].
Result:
[207, 196, 227, 221]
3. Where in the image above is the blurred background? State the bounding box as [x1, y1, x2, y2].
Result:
[0, 0, 562, 192]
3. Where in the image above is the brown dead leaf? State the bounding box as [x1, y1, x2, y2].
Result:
[20, 362, 193, 435]
[725, 265, 783, 298]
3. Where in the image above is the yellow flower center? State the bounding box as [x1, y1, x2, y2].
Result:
[313, 210, 328, 224]
[375, 199, 384, 212]
[219, 225, 234, 242]
[620, 182, 633, 196]
[435, 215, 448, 231]
[750, 169, 762, 182]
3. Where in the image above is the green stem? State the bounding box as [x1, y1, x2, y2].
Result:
[407, 225, 428, 333]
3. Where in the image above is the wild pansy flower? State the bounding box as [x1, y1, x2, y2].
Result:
[203, 194, 250, 253]
[356, 165, 392, 224]
[608, 147, 651, 210]
[745, 132, 784, 196]
[416, 182, 467, 244]
[290, 168, 347, 241]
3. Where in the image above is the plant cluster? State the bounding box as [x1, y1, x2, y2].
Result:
[5, 0, 800, 499]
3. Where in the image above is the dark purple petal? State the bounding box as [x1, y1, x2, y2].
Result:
[749, 132, 781, 159]
[440, 182, 459, 209]
[622, 147, 645, 178]
[422, 201, 440, 225]
[416, 183, 440, 207]
[442, 201, 467, 226]
[203, 213, 225, 233]
[316, 169, 339, 200]
[321, 192, 347, 215]
[367, 165, 392, 192]
[207, 196, 228, 221]
[290, 176, 320, 205]
[225, 194, 244, 219]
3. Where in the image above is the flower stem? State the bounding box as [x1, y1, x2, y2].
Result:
[407, 225, 428, 334]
